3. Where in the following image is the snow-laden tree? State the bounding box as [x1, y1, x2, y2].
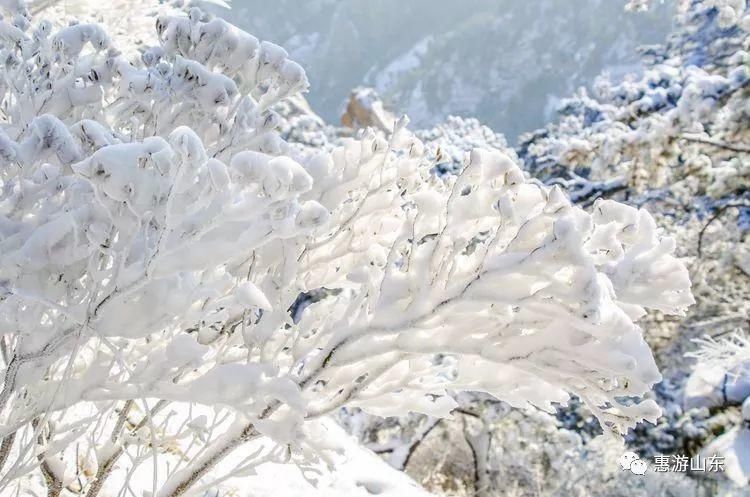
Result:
[521, 0, 750, 206]
[0, 2, 694, 496]
[682, 332, 750, 487]
[519, 0, 750, 342]
[628, 0, 750, 27]
[516, 3, 750, 488]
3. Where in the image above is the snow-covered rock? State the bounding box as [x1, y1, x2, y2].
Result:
[683, 362, 750, 410]
[341, 87, 397, 132]
[700, 397, 750, 487]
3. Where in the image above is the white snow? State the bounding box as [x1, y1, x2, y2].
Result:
[683, 362, 750, 410]
[222, 420, 435, 497]
[700, 398, 750, 487]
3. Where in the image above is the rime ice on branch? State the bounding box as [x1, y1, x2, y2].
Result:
[0, 2, 693, 496]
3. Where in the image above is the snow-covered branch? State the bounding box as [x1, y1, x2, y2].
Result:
[0, 1, 694, 495]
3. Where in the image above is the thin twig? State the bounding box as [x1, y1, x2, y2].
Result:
[682, 134, 750, 153]
[697, 203, 750, 257]
[32, 419, 63, 497]
[401, 418, 442, 470]
[0, 434, 16, 475]
[85, 400, 168, 497]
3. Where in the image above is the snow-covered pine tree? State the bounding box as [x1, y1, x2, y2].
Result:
[0, 2, 693, 496]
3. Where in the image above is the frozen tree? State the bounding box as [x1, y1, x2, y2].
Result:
[520, 0, 750, 342]
[682, 333, 750, 486]
[684, 332, 750, 414]
[519, 0, 750, 339]
[0, 2, 694, 496]
[516, 2, 750, 489]
[628, 0, 750, 27]
[522, 0, 750, 220]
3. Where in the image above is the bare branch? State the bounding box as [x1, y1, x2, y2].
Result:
[682, 134, 750, 154]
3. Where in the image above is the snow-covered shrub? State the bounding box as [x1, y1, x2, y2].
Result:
[519, 0, 750, 365]
[387, 403, 715, 497]
[468, 409, 709, 497]
[521, 0, 750, 210]
[685, 332, 750, 410]
[416, 115, 511, 176]
[685, 333, 750, 486]
[630, 0, 750, 27]
[0, 2, 694, 496]
[517, 2, 750, 487]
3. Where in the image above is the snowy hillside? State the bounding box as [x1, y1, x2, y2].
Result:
[208, 0, 674, 140]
